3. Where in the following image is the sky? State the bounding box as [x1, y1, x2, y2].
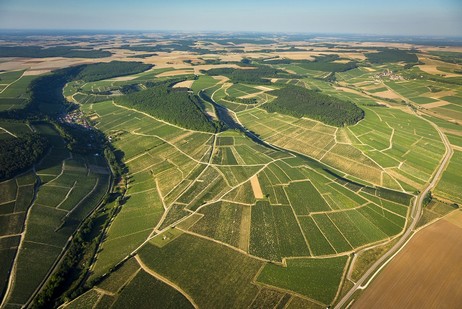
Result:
[0, 0, 461, 36]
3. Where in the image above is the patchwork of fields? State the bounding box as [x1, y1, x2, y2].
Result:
[0, 35, 461, 309]
[1, 123, 110, 307]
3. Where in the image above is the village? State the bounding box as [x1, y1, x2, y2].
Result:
[374, 68, 404, 81]
[60, 109, 92, 129]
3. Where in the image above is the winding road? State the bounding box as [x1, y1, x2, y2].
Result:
[335, 117, 454, 308]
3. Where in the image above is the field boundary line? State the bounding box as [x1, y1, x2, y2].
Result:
[134, 255, 199, 309]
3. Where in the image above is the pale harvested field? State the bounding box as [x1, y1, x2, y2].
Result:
[424, 90, 456, 99]
[354, 210, 462, 309]
[370, 89, 401, 99]
[23, 69, 51, 76]
[172, 80, 194, 89]
[239, 91, 264, 99]
[332, 59, 351, 64]
[417, 64, 461, 78]
[156, 69, 194, 77]
[423, 100, 452, 109]
[250, 175, 263, 199]
[363, 67, 376, 72]
[254, 85, 274, 91]
[108, 75, 138, 81]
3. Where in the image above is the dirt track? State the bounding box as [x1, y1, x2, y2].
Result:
[353, 211, 462, 309]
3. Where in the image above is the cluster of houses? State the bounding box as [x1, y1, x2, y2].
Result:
[374, 69, 403, 81]
[60, 110, 92, 129]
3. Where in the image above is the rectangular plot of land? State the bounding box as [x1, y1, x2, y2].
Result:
[250, 201, 309, 261]
[298, 216, 336, 256]
[250, 175, 263, 199]
[285, 181, 330, 215]
[312, 214, 353, 253]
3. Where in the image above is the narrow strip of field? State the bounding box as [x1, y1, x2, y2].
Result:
[250, 175, 264, 199]
[353, 210, 462, 308]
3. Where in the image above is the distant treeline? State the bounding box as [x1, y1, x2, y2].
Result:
[115, 85, 220, 132]
[366, 49, 418, 64]
[0, 133, 49, 180]
[264, 54, 358, 72]
[76, 61, 153, 82]
[263, 85, 364, 126]
[0, 46, 112, 58]
[428, 51, 462, 65]
[204, 66, 282, 84]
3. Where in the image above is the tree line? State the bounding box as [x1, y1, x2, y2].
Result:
[0, 46, 111, 58]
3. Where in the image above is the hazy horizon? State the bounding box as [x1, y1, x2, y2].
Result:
[1, 0, 461, 37]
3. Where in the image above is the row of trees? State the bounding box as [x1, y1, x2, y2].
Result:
[263, 85, 364, 127]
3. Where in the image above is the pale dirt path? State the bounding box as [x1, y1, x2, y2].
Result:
[0, 71, 25, 95]
[134, 255, 199, 309]
[0, 127, 18, 138]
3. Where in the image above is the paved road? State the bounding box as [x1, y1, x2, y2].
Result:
[335, 120, 453, 309]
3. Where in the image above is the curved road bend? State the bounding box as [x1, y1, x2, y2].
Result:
[335, 121, 453, 309]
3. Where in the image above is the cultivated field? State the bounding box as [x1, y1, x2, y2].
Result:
[353, 211, 462, 308]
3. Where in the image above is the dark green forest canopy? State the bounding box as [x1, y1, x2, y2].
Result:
[204, 66, 283, 84]
[76, 61, 153, 82]
[0, 133, 49, 180]
[264, 54, 358, 72]
[0, 46, 112, 58]
[263, 85, 364, 126]
[114, 85, 219, 132]
[366, 49, 418, 64]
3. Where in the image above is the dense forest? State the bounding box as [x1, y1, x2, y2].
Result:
[263, 85, 364, 126]
[223, 96, 257, 104]
[115, 85, 219, 132]
[0, 46, 111, 58]
[0, 133, 49, 180]
[76, 61, 153, 82]
[204, 66, 282, 84]
[264, 54, 358, 72]
[366, 48, 418, 64]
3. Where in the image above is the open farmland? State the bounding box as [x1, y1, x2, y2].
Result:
[0, 30, 461, 309]
[2, 122, 110, 307]
[353, 211, 462, 308]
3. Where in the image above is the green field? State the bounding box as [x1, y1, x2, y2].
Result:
[138, 234, 263, 308]
[257, 256, 348, 305]
[434, 150, 462, 204]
